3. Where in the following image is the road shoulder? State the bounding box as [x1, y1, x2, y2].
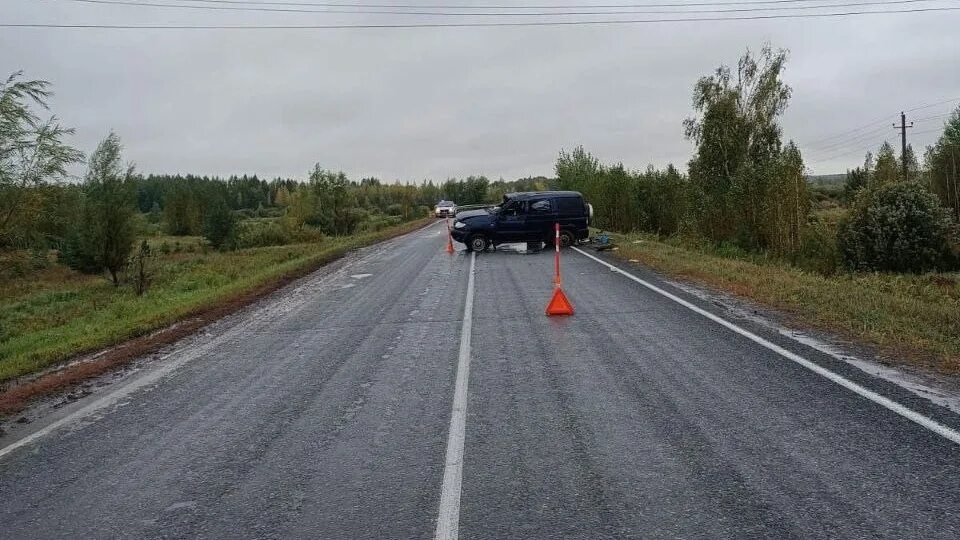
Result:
[576, 244, 960, 439]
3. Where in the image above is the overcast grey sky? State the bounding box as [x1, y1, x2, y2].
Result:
[2, 0, 959, 181]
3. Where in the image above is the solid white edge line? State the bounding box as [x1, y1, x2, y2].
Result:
[434, 251, 476, 540]
[572, 246, 960, 447]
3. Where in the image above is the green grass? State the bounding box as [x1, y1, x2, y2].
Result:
[606, 231, 960, 373]
[0, 219, 430, 382]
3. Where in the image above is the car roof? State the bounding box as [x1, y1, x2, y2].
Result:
[504, 191, 582, 200]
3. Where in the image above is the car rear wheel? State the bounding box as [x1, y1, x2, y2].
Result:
[468, 235, 488, 252]
[559, 230, 575, 248]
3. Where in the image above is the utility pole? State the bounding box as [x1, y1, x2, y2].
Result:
[894, 111, 914, 179]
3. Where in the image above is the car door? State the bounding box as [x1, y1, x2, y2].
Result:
[526, 197, 557, 242]
[555, 195, 587, 234]
[494, 200, 528, 242]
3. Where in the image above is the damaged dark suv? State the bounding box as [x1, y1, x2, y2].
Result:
[450, 191, 592, 252]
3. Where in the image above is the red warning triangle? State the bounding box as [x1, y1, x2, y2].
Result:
[545, 287, 574, 316]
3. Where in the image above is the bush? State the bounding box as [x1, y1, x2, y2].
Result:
[234, 218, 326, 248]
[203, 200, 237, 250]
[236, 219, 291, 248]
[837, 182, 955, 273]
[342, 207, 369, 234]
[794, 219, 840, 275]
[131, 212, 158, 237]
[287, 225, 325, 244]
[59, 228, 102, 274]
[0, 250, 51, 279]
[357, 214, 401, 233]
[255, 203, 282, 218]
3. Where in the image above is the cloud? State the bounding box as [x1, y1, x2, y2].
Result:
[2, 0, 958, 179]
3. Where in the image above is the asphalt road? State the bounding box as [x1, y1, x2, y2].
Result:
[1, 221, 959, 539]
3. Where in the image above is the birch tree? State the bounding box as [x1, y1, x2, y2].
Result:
[0, 72, 83, 247]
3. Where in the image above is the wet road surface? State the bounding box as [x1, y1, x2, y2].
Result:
[1, 221, 959, 539]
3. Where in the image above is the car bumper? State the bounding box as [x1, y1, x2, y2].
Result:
[450, 229, 470, 243]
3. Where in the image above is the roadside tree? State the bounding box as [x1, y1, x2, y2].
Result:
[203, 197, 237, 250]
[0, 72, 83, 247]
[872, 142, 899, 187]
[925, 106, 960, 222]
[63, 132, 136, 285]
[683, 45, 795, 249]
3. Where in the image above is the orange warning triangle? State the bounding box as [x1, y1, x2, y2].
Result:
[545, 287, 574, 316]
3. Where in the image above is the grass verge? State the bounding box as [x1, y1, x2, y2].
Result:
[604, 231, 960, 374]
[0, 218, 432, 386]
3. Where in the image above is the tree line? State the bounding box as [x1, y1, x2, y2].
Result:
[552, 46, 958, 274]
[0, 69, 546, 286]
[5, 46, 959, 283]
[924, 114, 960, 224]
[555, 47, 810, 256]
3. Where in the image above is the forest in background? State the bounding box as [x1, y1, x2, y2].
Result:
[0, 73, 543, 285]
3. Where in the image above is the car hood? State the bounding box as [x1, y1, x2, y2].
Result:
[455, 209, 491, 220]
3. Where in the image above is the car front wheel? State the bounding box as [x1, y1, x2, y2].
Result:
[559, 230, 575, 248]
[468, 235, 489, 252]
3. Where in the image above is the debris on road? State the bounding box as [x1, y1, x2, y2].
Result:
[590, 231, 618, 251]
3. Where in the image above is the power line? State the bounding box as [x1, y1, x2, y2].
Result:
[99, 0, 935, 8]
[809, 148, 871, 163]
[905, 96, 960, 113]
[912, 112, 953, 123]
[807, 124, 897, 160]
[806, 124, 893, 154]
[810, 136, 900, 163]
[803, 118, 895, 149]
[7, 5, 960, 27]
[54, 0, 947, 15]
[808, 136, 893, 162]
[804, 118, 899, 151]
[803, 97, 960, 150]
[809, 117, 951, 165]
[911, 127, 948, 136]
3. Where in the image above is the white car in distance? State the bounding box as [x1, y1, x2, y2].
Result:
[435, 200, 457, 218]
